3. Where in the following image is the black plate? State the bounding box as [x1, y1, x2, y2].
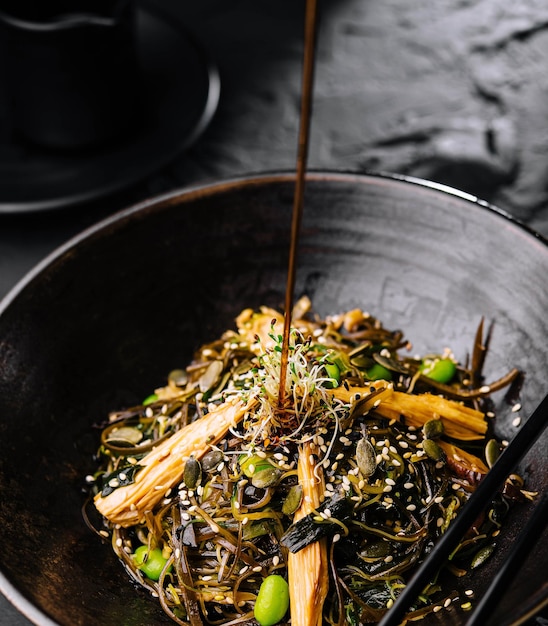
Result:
[0, 6, 220, 214]
[0, 172, 546, 625]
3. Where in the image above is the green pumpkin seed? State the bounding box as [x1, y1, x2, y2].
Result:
[471, 543, 496, 569]
[282, 484, 303, 515]
[198, 360, 224, 393]
[372, 353, 409, 374]
[422, 439, 445, 462]
[485, 438, 500, 469]
[183, 456, 202, 489]
[105, 426, 143, 446]
[422, 418, 444, 440]
[201, 449, 224, 472]
[356, 437, 377, 477]
[349, 354, 374, 369]
[168, 368, 188, 386]
[251, 467, 282, 489]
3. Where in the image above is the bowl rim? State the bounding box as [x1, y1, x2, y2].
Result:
[1, 169, 547, 626]
[2, 170, 547, 322]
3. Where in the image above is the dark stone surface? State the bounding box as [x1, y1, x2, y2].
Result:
[1, 0, 548, 624]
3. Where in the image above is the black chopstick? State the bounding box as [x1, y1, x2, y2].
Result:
[377, 392, 548, 626]
[465, 489, 548, 626]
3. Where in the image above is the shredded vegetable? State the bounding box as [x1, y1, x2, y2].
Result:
[86, 297, 531, 625]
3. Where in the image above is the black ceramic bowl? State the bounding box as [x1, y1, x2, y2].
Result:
[0, 172, 547, 626]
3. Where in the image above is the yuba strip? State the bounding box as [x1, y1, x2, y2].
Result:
[332, 386, 487, 440]
[287, 442, 328, 626]
[94, 398, 253, 527]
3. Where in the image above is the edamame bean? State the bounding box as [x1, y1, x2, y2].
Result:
[254, 574, 290, 626]
[133, 545, 171, 581]
[142, 393, 158, 406]
[420, 357, 456, 383]
[365, 363, 392, 381]
[324, 362, 340, 388]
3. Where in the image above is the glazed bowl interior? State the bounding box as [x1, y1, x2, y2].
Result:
[0, 172, 547, 626]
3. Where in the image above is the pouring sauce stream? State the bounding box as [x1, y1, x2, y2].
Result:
[277, 0, 319, 411]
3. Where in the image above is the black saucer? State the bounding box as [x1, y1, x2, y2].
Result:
[0, 6, 220, 214]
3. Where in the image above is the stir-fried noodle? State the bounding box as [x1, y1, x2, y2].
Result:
[87, 298, 532, 625]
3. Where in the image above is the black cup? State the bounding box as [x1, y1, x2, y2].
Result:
[0, 0, 142, 150]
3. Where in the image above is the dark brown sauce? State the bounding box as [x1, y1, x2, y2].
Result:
[277, 0, 319, 411]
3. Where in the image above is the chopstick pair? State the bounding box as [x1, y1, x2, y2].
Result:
[377, 392, 548, 626]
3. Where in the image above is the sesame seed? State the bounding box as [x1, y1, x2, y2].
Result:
[384, 555, 393, 563]
[332, 533, 341, 543]
[273, 556, 280, 566]
[436, 517, 444, 527]
[480, 385, 490, 393]
[217, 462, 225, 472]
[512, 416, 521, 427]
[210, 523, 220, 533]
[241, 517, 249, 525]
[385, 478, 396, 486]
[239, 565, 249, 575]
[201, 575, 213, 581]
[383, 485, 392, 493]
[252, 566, 262, 573]
[434, 496, 444, 504]
[175, 548, 181, 559]
[433, 605, 442, 613]
[324, 508, 332, 518]
[399, 440, 409, 449]
[336, 453, 345, 461]
[464, 589, 474, 597]
[406, 504, 416, 511]
[444, 598, 452, 608]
